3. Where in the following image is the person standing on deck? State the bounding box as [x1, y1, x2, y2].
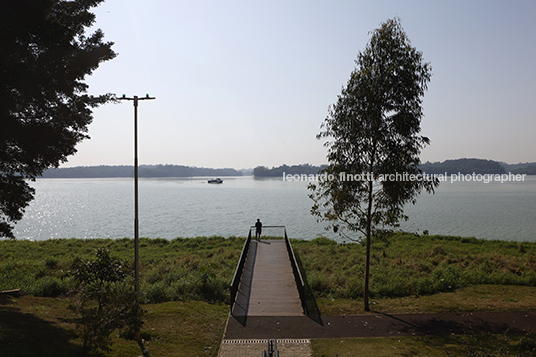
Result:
[255, 219, 262, 241]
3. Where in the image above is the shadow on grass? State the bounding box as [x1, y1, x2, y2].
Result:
[0, 297, 91, 357]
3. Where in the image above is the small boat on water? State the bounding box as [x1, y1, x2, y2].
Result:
[208, 178, 223, 184]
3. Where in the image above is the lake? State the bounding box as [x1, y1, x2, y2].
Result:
[12, 175, 536, 242]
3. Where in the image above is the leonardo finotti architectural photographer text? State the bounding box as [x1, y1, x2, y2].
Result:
[282, 172, 527, 184]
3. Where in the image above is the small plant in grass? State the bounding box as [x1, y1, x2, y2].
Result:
[197, 262, 227, 302]
[44, 257, 58, 269]
[69, 248, 144, 354]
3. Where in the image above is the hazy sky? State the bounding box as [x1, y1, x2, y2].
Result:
[66, 0, 536, 169]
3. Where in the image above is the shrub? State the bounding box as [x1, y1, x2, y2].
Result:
[310, 237, 337, 246]
[345, 277, 364, 299]
[29, 276, 68, 297]
[70, 248, 144, 353]
[144, 281, 168, 303]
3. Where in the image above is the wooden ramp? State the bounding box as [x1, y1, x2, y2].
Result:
[232, 239, 303, 317]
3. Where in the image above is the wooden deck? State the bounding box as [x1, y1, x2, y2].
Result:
[232, 239, 303, 317]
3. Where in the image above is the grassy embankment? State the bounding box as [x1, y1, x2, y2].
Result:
[1, 233, 536, 356]
[291, 234, 536, 314]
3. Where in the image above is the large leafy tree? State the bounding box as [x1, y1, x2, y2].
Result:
[309, 18, 438, 311]
[0, 0, 116, 238]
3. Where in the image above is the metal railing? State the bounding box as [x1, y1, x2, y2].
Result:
[263, 339, 280, 357]
[249, 225, 287, 237]
[284, 228, 308, 315]
[230, 229, 252, 309]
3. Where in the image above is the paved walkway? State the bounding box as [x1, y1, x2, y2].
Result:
[223, 311, 536, 339]
[231, 239, 303, 317]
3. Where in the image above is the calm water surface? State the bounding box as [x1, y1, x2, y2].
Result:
[13, 176, 536, 242]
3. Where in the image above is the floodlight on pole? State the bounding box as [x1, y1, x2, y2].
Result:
[118, 94, 156, 297]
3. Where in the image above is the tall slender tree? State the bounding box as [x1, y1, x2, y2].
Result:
[0, 0, 116, 238]
[309, 18, 438, 311]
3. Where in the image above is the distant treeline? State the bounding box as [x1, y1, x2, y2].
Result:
[420, 158, 506, 175]
[41, 159, 536, 179]
[253, 159, 536, 177]
[41, 165, 243, 178]
[422, 158, 536, 175]
[253, 164, 327, 177]
[506, 164, 536, 175]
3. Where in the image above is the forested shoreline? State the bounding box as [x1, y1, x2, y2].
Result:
[41, 165, 243, 178]
[253, 159, 536, 177]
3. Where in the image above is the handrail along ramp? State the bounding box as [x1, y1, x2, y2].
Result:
[283, 228, 308, 316]
[230, 229, 252, 308]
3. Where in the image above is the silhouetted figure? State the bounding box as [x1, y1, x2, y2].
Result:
[255, 219, 262, 241]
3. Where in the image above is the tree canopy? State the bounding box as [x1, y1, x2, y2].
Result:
[0, 0, 116, 238]
[309, 18, 438, 310]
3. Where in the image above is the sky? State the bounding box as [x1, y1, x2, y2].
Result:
[66, 0, 536, 169]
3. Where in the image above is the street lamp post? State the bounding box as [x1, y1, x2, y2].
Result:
[118, 94, 155, 296]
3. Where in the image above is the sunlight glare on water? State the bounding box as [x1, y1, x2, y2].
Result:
[13, 176, 536, 242]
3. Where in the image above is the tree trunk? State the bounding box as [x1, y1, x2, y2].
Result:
[364, 179, 373, 311]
